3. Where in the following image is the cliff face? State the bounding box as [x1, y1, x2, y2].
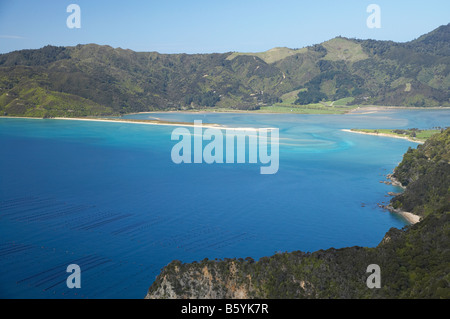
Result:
[146, 260, 257, 299]
[146, 129, 450, 299]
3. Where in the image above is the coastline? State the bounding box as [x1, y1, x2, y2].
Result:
[383, 173, 421, 225]
[0, 116, 275, 132]
[341, 129, 424, 144]
[384, 205, 422, 225]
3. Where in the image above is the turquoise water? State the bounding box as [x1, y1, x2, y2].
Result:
[0, 109, 449, 298]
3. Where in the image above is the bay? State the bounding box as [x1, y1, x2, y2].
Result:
[0, 109, 449, 298]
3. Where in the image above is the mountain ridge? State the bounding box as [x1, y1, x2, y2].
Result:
[1, 24, 449, 117]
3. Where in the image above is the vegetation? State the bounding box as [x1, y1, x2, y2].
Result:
[351, 128, 446, 142]
[294, 88, 328, 105]
[391, 128, 450, 217]
[147, 129, 450, 299]
[226, 47, 308, 64]
[256, 104, 355, 114]
[1, 24, 449, 117]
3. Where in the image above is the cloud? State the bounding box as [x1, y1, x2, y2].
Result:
[0, 35, 26, 39]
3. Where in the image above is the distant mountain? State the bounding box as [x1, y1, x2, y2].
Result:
[0, 24, 449, 117]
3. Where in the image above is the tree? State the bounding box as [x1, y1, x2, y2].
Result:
[294, 89, 327, 105]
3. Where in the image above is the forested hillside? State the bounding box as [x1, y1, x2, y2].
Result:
[1, 24, 449, 117]
[391, 128, 450, 217]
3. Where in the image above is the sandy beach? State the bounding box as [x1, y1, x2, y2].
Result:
[341, 129, 424, 144]
[384, 205, 422, 225]
[0, 116, 275, 132]
[398, 211, 422, 224]
[347, 106, 450, 115]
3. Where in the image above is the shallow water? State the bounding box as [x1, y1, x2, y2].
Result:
[0, 109, 449, 298]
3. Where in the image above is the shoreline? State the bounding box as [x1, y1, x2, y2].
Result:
[383, 173, 421, 225]
[384, 205, 422, 225]
[0, 116, 275, 132]
[347, 105, 450, 112]
[1, 105, 449, 120]
[341, 129, 424, 144]
[69, 105, 450, 117]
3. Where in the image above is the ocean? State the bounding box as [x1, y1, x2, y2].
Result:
[0, 109, 449, 298]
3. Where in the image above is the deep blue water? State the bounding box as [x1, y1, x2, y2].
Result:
[0, 109, 449, 298]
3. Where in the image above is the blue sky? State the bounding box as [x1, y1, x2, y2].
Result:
[0, 0, 449, 54]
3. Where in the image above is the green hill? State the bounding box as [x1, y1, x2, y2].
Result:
[226, 47, 308, 64]
[1, 24, 449, 117]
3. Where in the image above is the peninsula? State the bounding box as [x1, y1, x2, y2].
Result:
[342, 128, 446, 143]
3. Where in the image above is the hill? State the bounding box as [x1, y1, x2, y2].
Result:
[146, 128, 450, 299]
[226, 47, 307, 64]
[0, 24, 449, 117]
[390, 128, 450, 217]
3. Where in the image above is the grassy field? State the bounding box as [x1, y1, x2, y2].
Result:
[178, 104, 356, 115]
[256, 104, 356, 114]
[225, 38, 368, 64]
[255, 93, 357, 114]
[321, 38, 369, 62]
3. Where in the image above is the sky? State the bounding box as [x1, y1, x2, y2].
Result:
[0, 0, 449, 54]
